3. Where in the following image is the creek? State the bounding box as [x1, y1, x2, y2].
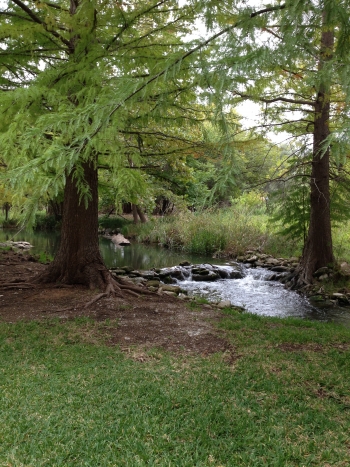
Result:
[1, 230, 350, 326]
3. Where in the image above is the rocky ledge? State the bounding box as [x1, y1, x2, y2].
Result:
[109, 262, 245, 311]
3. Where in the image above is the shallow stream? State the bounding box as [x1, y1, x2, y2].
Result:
[1, 230, 349, 326]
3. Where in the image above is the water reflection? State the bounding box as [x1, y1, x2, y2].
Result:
[0, 230, 60, 256]
[98, 237, 221, 269]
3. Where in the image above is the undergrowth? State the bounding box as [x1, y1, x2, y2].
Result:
[127, 207, 302, 258]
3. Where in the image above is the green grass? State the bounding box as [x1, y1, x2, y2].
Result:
[0, 314, 350, 466]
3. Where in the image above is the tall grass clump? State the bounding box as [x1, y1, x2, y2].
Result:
[130, 202, 274, 257]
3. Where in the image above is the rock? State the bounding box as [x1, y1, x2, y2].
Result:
[131, 277, 146, 286]
[121, 266, 134, 274]
[179, 260, 191, 266]
[160, 285, 181, 294]
[109, 268, 126, 275]
[192, 272, 220, 282]
[264, 257, 280, 266]
[4, 241, 33, 250]
[110, 234, 131, 246]
[217, 300, 231, 309]
[178, 293, 188, 300]
[146, 280, 161, 288]
[331, 293, 350, 305]
[313, 266, 330, 278]
[141, 271, 160, 280]
[318, 274, 329, 281]
[245, 255, 258, 263]
[270, 266, 290, 272]
[340, 262, 350, 277]
[162, 291, 177, 297]
[192, 268, 210, 275]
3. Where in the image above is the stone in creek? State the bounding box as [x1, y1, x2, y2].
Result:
[141, 271, 160, 280]
[179, 261, 191, 266]
[110, 234, 131, 246]
[331, 293, 350, 305]
[192, 272, 220, 282]
[192, 268, 210, 275]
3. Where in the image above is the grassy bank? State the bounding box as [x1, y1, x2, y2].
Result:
[126, 208, 301, 259]
[1, 314, 349, 466]
[126, 208, 350, 263]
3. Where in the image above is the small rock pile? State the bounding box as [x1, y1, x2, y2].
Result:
[0, 241, 33, 250]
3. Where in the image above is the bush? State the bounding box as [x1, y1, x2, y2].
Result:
[34, 213, 60, 231]
[2, 218, 19, 229]
[98, 217, 132, 233]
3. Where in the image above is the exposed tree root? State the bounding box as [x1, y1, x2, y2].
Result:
[122, 288, 140, 298]
[0, 283, 36, 290]
[84, 292, 108, 308]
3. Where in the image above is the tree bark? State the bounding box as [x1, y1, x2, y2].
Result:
[37, 158, 111, 289]
[136, 205, 147, 223]
[299, 17, 335, 284]
[132, 203, 139, 224]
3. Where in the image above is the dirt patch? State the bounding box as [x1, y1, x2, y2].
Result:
[0, 250, 234, 357]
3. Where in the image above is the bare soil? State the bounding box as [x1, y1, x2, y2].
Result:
[0, 250, 234, 357]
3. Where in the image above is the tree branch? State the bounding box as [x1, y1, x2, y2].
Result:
[10, 0, 70, 47]
[232, 90, 315, 106]
[87, 4, 287, 143]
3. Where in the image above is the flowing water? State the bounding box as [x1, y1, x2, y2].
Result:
[1, 229, 350, 326]
[178, 265, 350, 326]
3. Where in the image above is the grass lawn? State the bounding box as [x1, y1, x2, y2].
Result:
[1, 313, 350, 467]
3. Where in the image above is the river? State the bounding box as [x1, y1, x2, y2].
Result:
[1, 230, 349, 326]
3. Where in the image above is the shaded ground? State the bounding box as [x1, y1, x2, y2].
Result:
[0, 249, 234, 356]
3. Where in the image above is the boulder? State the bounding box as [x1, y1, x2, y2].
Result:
[111, 234, 131, 246]
[340, 262, 350, 277]
[264, 257, 280, 266]
[146, 280, 161, 288]
[331, 293, 350, 305]
[192, 272, 220, 281]
[160, 284, 181, 294]
[313, 266, 330, 278]
[217, 300, 231, 309]
[270, 266, 290, 273]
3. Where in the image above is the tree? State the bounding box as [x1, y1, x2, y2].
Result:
[204, 0, 350, 284]
[0, 0, 201, 290]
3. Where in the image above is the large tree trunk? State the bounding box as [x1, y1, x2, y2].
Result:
[299, 19, 335, 284]
[37, 158, 111, 289]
